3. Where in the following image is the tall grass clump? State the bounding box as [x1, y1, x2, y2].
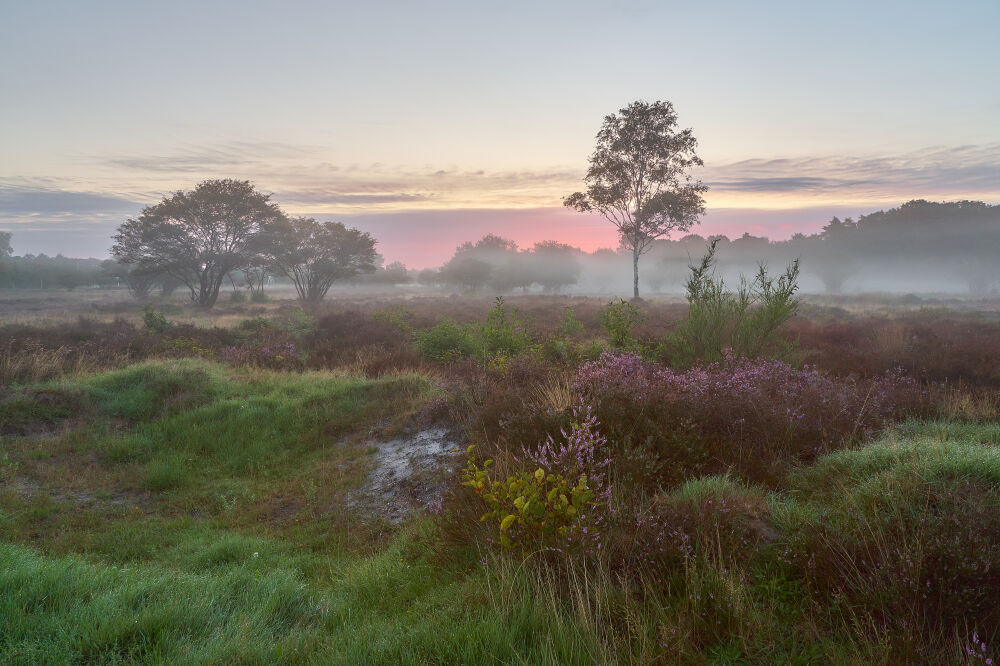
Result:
[777, 438, 1000, 661]
[666, 240, 799, 368]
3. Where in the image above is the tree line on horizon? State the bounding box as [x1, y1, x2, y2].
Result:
[1, 100, 998, 300]
[414, 199, 1000, 296]
[2, 197, 998, 297]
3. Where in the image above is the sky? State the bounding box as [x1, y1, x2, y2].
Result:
[1, 0, 998, 267]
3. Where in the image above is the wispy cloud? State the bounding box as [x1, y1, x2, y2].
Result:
[277, 190, 430, 205]
[3, 142, 998, 259]
[104, 140, 318, 173]
[0, 180, 140, 216]
[705, 144, 1000, 200]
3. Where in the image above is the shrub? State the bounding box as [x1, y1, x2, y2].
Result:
[575, 352, 927, 485]
[161, 337, 215, 359]
[279, 311, 317, 340]
[559, 306, 584, 339]
[781, 439, 1000, 652]
[219, 342, 303, 371]
[303, 310, 419, 375]
[621, 476, 774, 585]
[0, 386, 86, 436]
[600, 298, 643, 351]
[227, 289, 247, 303]
[457, 405, 611, 557]
[665, 241, 799, 368]
[414, 298, 531, 365]
[413, 320, 478, 362]
[787, 314, 1000, 387]
[142, 305, 170, 334]
[463, 456, 596, 552]
[249, 290, 269, 303]
[480, 296, 532, 361]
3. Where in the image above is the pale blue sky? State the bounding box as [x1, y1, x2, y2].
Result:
[1, 0, 998, 262]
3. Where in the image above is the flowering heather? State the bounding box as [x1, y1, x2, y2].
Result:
[219, 342, 303, 370]
[574, 351, 926, 484]
[787, 478, 1000, 647]
[524, 402, 611, 493]
[624, 479, 773, 586]
[457, 404, 613, 559]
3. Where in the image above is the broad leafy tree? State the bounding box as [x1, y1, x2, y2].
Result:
[111, 179, 286, 308]
[529, 240, 581, 292]
[101, 259, 161, 300]
[439, 234, 519, 293]
[565, 100, 707, 299]
[265, 217, 376, 303]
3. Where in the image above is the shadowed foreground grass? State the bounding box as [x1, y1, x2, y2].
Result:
[3, 358, 1000, 663]
[0, 535, 608, 665]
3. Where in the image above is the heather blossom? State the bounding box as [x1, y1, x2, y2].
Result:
[573, 351, 925, 483]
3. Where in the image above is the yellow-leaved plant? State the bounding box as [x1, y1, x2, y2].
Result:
[460, 445, 597, 552]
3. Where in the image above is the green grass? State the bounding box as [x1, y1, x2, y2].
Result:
[3, 356, 1000, 663]
[0, 530, 621, 665]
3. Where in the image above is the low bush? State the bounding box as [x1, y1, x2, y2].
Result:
[780, 439, 1000, 655]
[220, 342, 303, 371]
[665, 240, 799, 368]
[142, 305, 171, 333]
[413, 320, 478, 362]
[788, 314, 1000, 387]
[414, 297, 531, 364]
[600, 298, 643, 351]
[575, 351, 927, 485]
[0, 386, 86, 435]
[479, 296, 531, 361]
[624, 476, 774, 582]
[451, 405, 611, 558]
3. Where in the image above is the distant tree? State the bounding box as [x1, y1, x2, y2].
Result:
[809, 216, 858, 293]
[439, 254, 492, 293]
[416, 267, 441, 287]
[110, 179, 286, 308]
[264, 217, 376, 304]
[529, 241, 581, 292]
[381, 261, 412, 285]
[1, 254, 104, 290]
[0, 231, 11, 284]
[565, 100, 707, 299]
[101, 259, 159, 300]
[438, 234, 520, 293]
[239, 264, 269, 299]
[361, 258, 412, 287]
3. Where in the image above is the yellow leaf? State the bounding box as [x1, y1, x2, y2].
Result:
[500, 514, 517, 531]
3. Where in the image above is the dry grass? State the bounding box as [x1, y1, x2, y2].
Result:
[938, 388, 1000, 422]
[0, 341, 129, 386]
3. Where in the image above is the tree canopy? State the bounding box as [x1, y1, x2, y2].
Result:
[111, 179, 286, 308]
[565, 100, 707, 298]
[263, 217, 377, 303]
